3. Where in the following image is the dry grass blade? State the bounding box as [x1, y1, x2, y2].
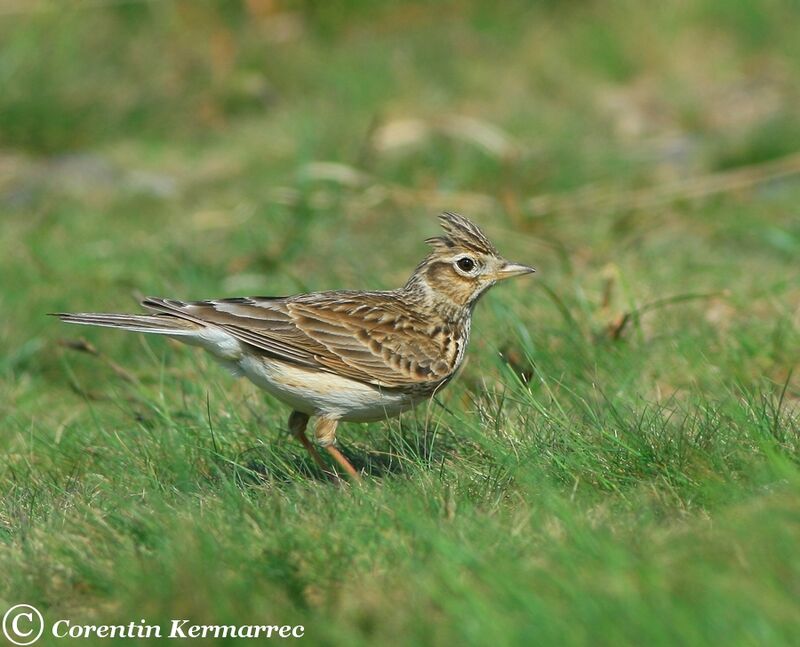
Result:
[527, 152, 800, 216]
[609, 291, 730, 340]
[58, 337, 138, 383]
[287, 151, 800, 220]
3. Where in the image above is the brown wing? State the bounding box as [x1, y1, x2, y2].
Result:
[141, 293, 458, 388]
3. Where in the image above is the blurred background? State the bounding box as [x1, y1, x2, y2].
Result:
[2, 0, 798, 403]
[1, 2, 799, 643]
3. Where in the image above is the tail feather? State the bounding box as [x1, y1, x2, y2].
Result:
[52, 312, 200, 336]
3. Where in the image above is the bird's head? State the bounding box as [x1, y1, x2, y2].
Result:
[406, 212, 535, 310]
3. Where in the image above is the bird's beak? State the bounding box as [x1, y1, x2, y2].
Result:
[497, 261, 536, 280]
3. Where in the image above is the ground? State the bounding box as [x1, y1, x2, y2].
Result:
[1, 1, 799, 645]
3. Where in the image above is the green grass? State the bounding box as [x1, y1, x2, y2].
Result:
[1, 1, 800, 645]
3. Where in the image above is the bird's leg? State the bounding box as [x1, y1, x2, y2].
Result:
[326, 445, 361, 482]
[315, 417, 362, 483]
[288, 410, 330, 475]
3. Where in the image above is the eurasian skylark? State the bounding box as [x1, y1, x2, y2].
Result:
[55, 212, 534, 480]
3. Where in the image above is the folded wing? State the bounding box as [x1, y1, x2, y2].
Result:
[142, 294, 456, 389]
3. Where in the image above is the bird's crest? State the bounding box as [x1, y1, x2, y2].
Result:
[425, 212, 498, 255]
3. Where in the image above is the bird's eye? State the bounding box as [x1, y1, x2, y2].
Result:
[456, 257, 476, 272]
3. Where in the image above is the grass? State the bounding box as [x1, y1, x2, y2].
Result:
[1, 1, 800, 645]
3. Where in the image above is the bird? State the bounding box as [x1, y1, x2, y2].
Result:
[54, 212, 534, 481]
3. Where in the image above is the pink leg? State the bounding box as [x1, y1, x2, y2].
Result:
[315, 417, 362, 483]
[288, 411, 330, 476]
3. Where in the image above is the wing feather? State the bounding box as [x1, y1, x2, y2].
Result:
[141, 293, 458, 388]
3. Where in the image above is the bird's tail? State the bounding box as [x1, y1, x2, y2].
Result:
[52, 312, 200, 336]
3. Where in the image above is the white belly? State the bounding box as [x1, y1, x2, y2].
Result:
[238, 355, 419, 422]
[179, 325, 422, 421]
